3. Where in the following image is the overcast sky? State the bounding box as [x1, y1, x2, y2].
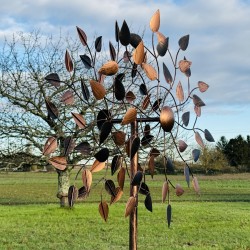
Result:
[0, 0, 249, 142]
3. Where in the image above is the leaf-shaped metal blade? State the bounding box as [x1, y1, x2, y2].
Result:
[162, 181, 169, 203]
[176, 184, 184, 196]
[156, 32, 168, 57]
[99, 121, 112, 145]
[176, 81, 184, 102]
[130, 33, 142, 48]
[184, 165, 190, 187]
[63, 136, 75, 156]
[115, 21, 119, 42]
[131, 171, 143, 186]
[198, 81, 209, 92]
[80, 79, 90, 101]
[109, 41, 116, 61]
[76, 26, 87, 46]
[65, 50, 73, 72]
[148, 155, 155, 178]
[90, 80, 106, 100]
[75, 141, 91, 155]
[150, 9, 160, 32]
[125, 196, 136, 217]
[166, 204, 172, 228]
[150, 148, 160, 157]
[195, 131, 205, 148]
[72, 112, 86, 129]
[126, 91, 136, 103]
[142, 94, 151, 110]
[182, 111, 190, 127]
[194, 106, 201, 117]
[114, 78, 125, 101]
[110, 187, 123, 205]
[68, 185, 78, 208]
[179, 34, 189, 51]
[61, 90, 74, 105]
[95, 36, 102, 52]
[80, 54, 92, 69]
[193, 94, 205, 107]
[105, 179, 116, 197]
[97, 109, 110, 130]
[204, 129, 215, 142]
[142, 63, 158, 80]
[111, 155, 122, 176]
[133, 41, 144, 65]
[121, 107, 137, 125]
[144, 124, 150, 136]
[99, 201, 109, 222]
[119, 20, 130, 46]
[192, 149, 201, 162]
[112, 131, 126, 146]
[130, 137, 140, 160]
[179, 60, 192, 73]
[99, 61, 119, 76]
[192, 176, 200, 195]
[43, 137, 57, 155]
[45, 99, 59, 120]
[45, 73, 60, 87]
[139, 84, 148, 95]
[78, 186, 88, 199]
[178, 140, 188, 153]
[163, 62, 173, 84]
[82, 169, 92, 193]
[90, 160, 105, 173]
[48, 156, 67, 171]
[160, 106, 175, 132]
[117, 167, 125, 190]
[94, 148, 109, 162]
[152, 99, 162, 111]
[131, 62, 137, 78]
[139, 182, 150, 195]
[144, 194, 153, 212]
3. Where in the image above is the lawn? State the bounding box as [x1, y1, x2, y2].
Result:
[0, 171, 250, 249]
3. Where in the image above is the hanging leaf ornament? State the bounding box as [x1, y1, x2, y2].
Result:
[48, 156, 67, 171]
[76, 26, 87, 46]
[125, 196, 137, 217]
[43, 137, 57, 155]
[178, 34, 189, 51]
[176, 81, 184, 102]
[121, 108, 137, 125]
[99, 201, 109, 222]
[167, 204, 172, 228]
[162, 181, 169, 203]
[119, 20, 131, 46]
[65, 50, 73, 72]
[150, 9, 160, 32]
[90, 80, 106, 100]
[133, 41, 145, 65]
[99, 61, 119, 76]
[82, 169, 92, 193]
[198, 81, 209, 92]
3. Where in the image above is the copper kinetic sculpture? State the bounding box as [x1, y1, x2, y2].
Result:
[43, 9, 214, 249]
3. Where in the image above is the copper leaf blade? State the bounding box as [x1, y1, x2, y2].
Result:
[98, 201, 109, 222]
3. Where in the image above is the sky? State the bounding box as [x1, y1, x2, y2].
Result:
[0, 0, 249, 142]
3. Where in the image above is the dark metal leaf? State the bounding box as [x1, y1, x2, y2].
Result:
[45, 73, 60, 87]
[115, 21, 119, 42]
[157, 36, 169, 57]
[65, 50, 73, 72]
[139, 182, 150, 195]
[112, 131, 126, 146]
[78, 186, 88, 199]
[142, 94, 151, 110]
[99, 121, 112, 145]
[192, 149, 201, 162]
[131, 63, 137, 78]
[68, 185, 78, 208]
[162, 181, 169, 203]
[72, 112, 86, 129]
[97, 109, 110, 130]
[61, 90, 74, 105]
[126, 91, 136, 103]
[119, 20, 130, 46]
[80, 79, 90, 101]
[178, 140, 188, 153]
[75, 141, 91, 155]
[111, 155, 122, 176]
[185, 68, 191, 77]
[123, 51, 130, 63]
[131, 171, 143, 186]
[160, 106, 175, 132]
[182, 111, 190, 127]
[48, 156, 67, 171]
[167, 204, 172, 228]
[110, 187, 123, 204]
[150, 148, 160, 157]
[166, 158, 174, 172]
[80, 54, 92, 69]
[152, 99, 162, 111]
[193, 94, 205, 107]
[64, 136, 75, 156]
[125, 196, 136, 217]
[141, 135, 154, 147]
[195, 131, 205, 148]
[99, 201, 109, 222]
[130, 33, 142, 48]
[139, 84, 148, 95]
[76, 26, 87, 46]
[43, 137, 57, 155]
[184, 165, 190, 187]
[94, 148, 109, 162]
[105, 179, 116, 197]
[45, 98, 59, 120]
[198, 81, 209, 92]
[117, 167, 125, 190]
[114, 78, 125, 101]
[109, 41, 116, 61]
[144, 194, 152, 212]
[204, 129, 215, 142]
[163, 62, 173, 84]
[179, 34, 189, 51]
[95, 36, 102, 52]
[130, 137, 140, 160]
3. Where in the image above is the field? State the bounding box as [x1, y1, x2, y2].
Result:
[0, 171, 250, 249]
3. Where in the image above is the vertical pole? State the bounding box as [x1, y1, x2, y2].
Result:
[129, 121, 138, 250]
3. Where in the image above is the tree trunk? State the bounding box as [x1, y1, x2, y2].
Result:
[56, 169, 70, 207]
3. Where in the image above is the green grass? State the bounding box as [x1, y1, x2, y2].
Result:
[0, 172, 250, 249]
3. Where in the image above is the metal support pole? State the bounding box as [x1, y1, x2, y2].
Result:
[129, 121, 138, 250]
